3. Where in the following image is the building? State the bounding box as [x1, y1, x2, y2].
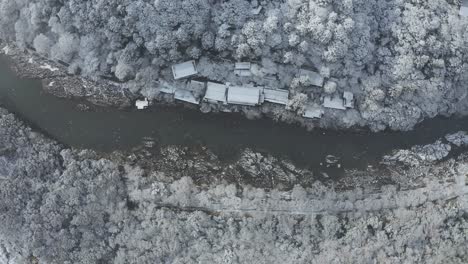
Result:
[172, 60, 198, 80]
[174, 80, 205, 105]
[343, 91, 354, 108]
[234, 62, 252, 77]
[323, 95, 346, 110]
[263, 88, 289, 105]
[299, 69, 324, 87]
[461, 0, 468, 17]
[227, 86, 263, 106]
[135, 98, 149, 110]
[303, 104, 324, 119]
[159, 81, 176, 94]
[204, 82, 228, 104]
[174, 89, 200, 104]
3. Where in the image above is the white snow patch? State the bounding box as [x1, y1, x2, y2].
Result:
[1, 46, 10, 55]
[39, 64, 59, 72]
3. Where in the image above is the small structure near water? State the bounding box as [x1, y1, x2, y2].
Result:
[159, 81, 176, 95]
[323, 95, 346, 110]
[227, 86, 263, 106]
[303, 104, 324, 119]
[204, 82, 228, 105]
[135, 98, 149, 110]
[263, 88, 289, 105]
[172, 61, 198, 80]
[174, 80, 205, 105]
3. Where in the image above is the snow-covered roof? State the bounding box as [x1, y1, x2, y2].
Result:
[303, 105, 324, 119]
[323, 96, 346, 110]
[189, 80, 206, 92]
[235, 62, 251, 70]
[204, 82, 227, 104]
[135, 98, 149, 110]
[227, 86, 262, 106]
[461, 0, 468, 17]
[172, 61, 198, 80]
[234, 62, 252, 77]
[174, 89, 200, 105]
[160, 83, 176, 94]
[263, 88, 289, 105]
[343, 91, 354, 108]
[299, 69, 324, 87]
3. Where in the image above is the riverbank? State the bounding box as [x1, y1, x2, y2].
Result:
[4, 47, 468, 176]
[0, 41, 412, 132]
[0, 41, 354, 131]
[0, 107, 467, 263]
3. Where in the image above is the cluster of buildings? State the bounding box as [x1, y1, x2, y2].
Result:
[136, 60, 355, 120]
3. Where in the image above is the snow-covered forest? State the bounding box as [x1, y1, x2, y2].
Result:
[2, 0, 468, 130]
[0, 107, 467, 263]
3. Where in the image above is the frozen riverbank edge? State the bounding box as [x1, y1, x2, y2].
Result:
[1, 106, 468, 262]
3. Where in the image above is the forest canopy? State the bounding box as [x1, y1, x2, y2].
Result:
[1, 0, 468, 130]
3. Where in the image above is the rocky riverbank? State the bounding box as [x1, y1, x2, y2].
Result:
[0, 107, 467, 263]
[1, 42, 133, 108]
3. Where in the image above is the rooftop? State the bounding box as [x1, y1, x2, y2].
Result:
[323, 96, 346, 110]
[263, 88, 289, 105]
[235, 62, 252, 77]
[174, 89, 200, 105]
[303, 105, 324, 119]
[343, 91, 354, 108]
[299, 69, 324, 87]
[189, 80, 206, 92]
[235, 62, 251, 70]
[172, 61, 198, 80]
[135, 98, 149, 110]
[227, 86, 262, 106]
[160, 82, 176, 94]
[204, 82, 227, 104]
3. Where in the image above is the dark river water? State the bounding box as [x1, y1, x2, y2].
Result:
[0, 56, 467, 171]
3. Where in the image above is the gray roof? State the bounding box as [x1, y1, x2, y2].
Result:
[263, 88, 289, 105]
[235, 62, 251, 70]
[172, 61, 198, 80]
[323, 96, 346, 110]
[174, 89, 200, 105]
[461, 0, 468, 16]
[204, 82, 227, 104]
[227, 86, 262, 106]
[235, 62, 252, 77]
[160, 82, 176, 94]
[299, 69, 324, 87]
[303, 104, 324, 119]
[189, 80, 205, 91]
[343, 91, 354, 108]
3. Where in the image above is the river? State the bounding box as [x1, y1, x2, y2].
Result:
[0, 56, 467, 172]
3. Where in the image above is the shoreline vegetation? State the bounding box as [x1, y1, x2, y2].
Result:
[0, 106, 467, 263]
[0, 0, 468, 262]
[2, 1, 468, 132]
[0, 41, 364, 132]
